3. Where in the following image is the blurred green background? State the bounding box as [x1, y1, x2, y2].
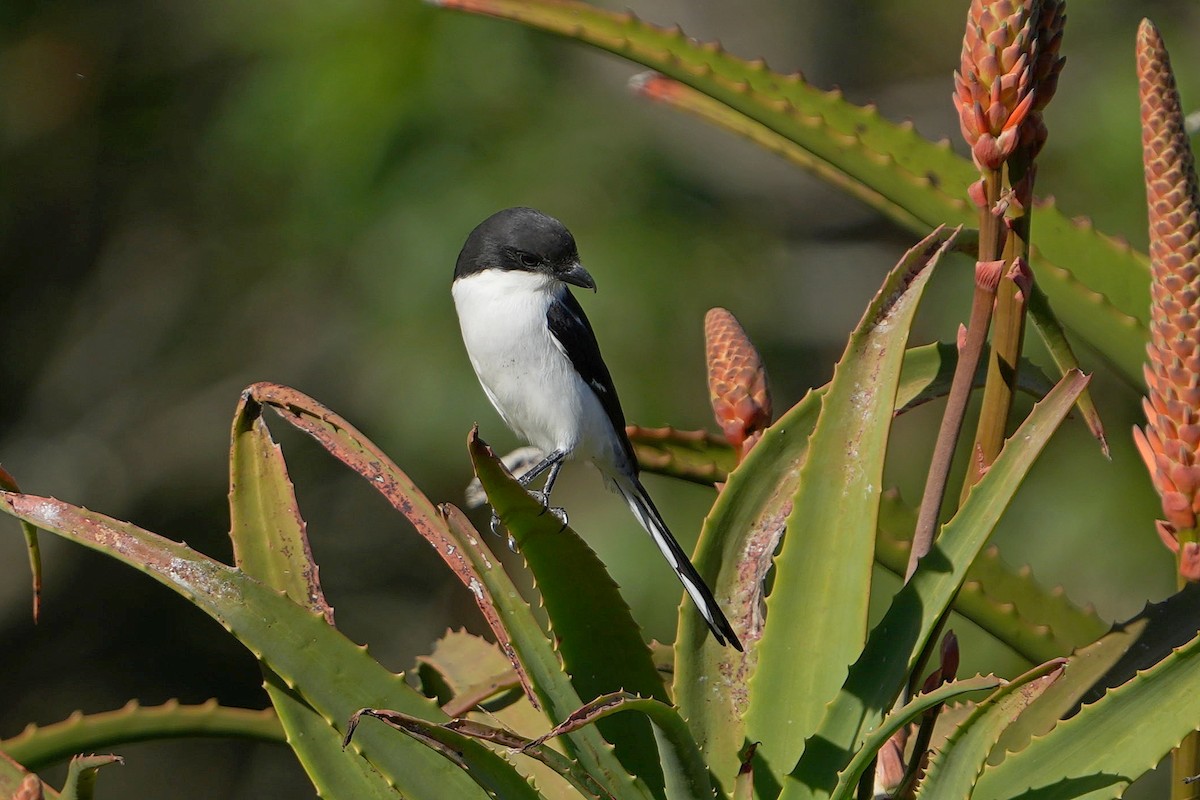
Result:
[1, 0, 1196, 796]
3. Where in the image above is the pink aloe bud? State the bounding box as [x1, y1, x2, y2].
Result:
[953, 0, 1065, 170]
[1132, 20, 1200, 579]
[705, 308, 772, 459]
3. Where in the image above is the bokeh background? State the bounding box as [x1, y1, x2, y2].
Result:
[1, 0, 1197, 796]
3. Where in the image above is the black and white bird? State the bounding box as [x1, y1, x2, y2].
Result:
[451, 207, 742, 651]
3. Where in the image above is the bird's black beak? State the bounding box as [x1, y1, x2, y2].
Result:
[559, 262, 597, 291]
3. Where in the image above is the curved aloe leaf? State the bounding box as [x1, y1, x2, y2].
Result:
[0, 491, 525, 800]
[60, 754, 122, 800]
[0, 701, 283, 771]
[672, 338, 1047, 782]
[917, 662, 1065, 800]
[416, 630, 576, 800]
[627, 425, 733, 486]
[875, 494, 1109, 664]
[829, 675, 1006, 800]
[229, 391, 331, 619]
[431, 0, 1149, 384]
[238, 384, 650, 800]
[227, 394, 389, 798]
[746, 228, 957, 779]
[521, 692, 711, 800]
[470, 430, 668, 797]
[780, 370, 1088, 800]
[347, 711, 570, 799]
[995, 585, 1200, 760]
[973, 630, 1200, 800]
[0, 466, 41, 621]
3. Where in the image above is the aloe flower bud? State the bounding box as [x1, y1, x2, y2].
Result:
[705, 308, 772, 459]
[1132, 20, 1200, 580]
[954, 0, 1064, 170]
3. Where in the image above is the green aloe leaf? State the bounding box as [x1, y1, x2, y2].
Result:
[347, 710, 567, 800]
[994, 585, 1200, 760]
[627, 425, 733, 486]
[916, 661, 1066, 799]
[830, 675, 1007, 800]
[431, 0, 1150, 385]
[470, 430, 668, 797]
[228, 391, 332, 618]
[875, 494, 1110, 665]
[0, 492, 530, 800]
[0, 466, 41, 622]
[780, 370, 1089, 800]
[240, 384, 650, 800]
[59, 754, 123, 800]
[746, 228, 958, 780]
[227, 393, 387, 798]
[973, 630, 1200, 800]
[416, 630, 576, 800]
[521, 692, 713, 800]
[672, 337, 1049, 783]
[0, 701, 283, 771]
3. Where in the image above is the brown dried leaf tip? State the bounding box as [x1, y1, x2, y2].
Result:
[705, 308, 772, 459]
[1132, 19, 1200, 581]
[953, 0, 1066, 170]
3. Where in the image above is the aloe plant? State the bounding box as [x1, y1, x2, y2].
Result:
[4, 2, 1200, 799]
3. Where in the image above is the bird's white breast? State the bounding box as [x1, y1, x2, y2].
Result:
[453, 270, 606, 459]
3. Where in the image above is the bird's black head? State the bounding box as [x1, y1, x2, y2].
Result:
[454, 207, 596, 290]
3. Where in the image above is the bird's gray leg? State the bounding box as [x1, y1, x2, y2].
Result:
[490, 449, 569, 538]
[534, 460, 569, 529]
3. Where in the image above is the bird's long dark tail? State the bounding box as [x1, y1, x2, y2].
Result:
[614, 475, 743, 651]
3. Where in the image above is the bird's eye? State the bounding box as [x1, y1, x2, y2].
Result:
[517, 252, 540, 268]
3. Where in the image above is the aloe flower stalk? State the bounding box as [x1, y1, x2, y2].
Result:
[1133, 19, 1200, 582]
[704, 308, 772, 460]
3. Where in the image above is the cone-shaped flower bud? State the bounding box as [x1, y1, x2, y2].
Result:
[954, 0, 1063, 170]
[1132, 20, 1200, 578]
[705, 308, 772, 459]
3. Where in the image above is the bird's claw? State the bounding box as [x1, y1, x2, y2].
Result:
[529, 492, 568, 530]
[489, 511, 521, 552]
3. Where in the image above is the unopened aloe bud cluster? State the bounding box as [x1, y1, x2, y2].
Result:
[705, 308, 772, 459]
[1133, 20, 1200, 579]
[953, 0, 1065, 171]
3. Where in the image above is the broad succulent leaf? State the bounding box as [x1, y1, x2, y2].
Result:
[779, 370, 1088, 800]
[830, 675, 1007, 800]
[917, 661, 1065, 798]
[469, 430, 669, 797]
[228, 394, 386, 798]
[876, 493, 1109, 665]
[972, 624, 1200, 800]
[0, 493, 518, 799]
[746, 228, 957, 779]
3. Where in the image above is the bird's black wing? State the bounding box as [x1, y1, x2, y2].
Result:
[546, 288, 638, 469]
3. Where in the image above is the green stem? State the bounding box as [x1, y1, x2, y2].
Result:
[964, 154, 1034, 495]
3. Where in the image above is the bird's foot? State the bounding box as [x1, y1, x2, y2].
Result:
[529, 491, 568, 530]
